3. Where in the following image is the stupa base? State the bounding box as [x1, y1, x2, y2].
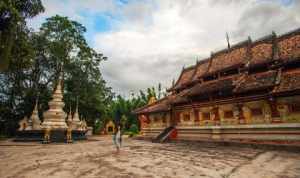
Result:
[15, 130, 87, 143]
[15, 130, 44, 142]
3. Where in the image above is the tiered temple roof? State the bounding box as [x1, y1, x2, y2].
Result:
[134, 28, 300, 114]
[133, 97, 171, 114]
[273, 68, 300, 93]
[171, 66, 196, 90]
[234, 70, 278, 94]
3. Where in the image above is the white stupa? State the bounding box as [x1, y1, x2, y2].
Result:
[41, 78, 68, 129]
[31, 100, 41, 130]
[72, 101, 81, 130]
[66, 106, 73, 127]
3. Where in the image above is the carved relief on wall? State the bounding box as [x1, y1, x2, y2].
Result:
[262, 102, 272, 123]
[149, 116, 155, 127]
[277, 96, 300, 123]
[232, 105, 241, 122]
[209, 106, 220, 125]
[149, 114, 158, 127]
[177, 109, 195, 126]
[242, 105, 252, 124]
[198, 107, 214, 126]
[277, 104, 289, 121]
[242, 101, 266, 124]
[219, 104, 238, 125]
[148, 112, 171, 128]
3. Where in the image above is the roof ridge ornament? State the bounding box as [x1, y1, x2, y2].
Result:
[226, 32, 231, 49]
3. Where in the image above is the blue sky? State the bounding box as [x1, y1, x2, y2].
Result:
[29, 0, 300, 96]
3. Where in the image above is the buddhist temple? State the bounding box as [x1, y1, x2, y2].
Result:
[133, 28, 300, 143]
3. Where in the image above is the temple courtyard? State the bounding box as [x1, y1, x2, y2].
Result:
[0, 136, 300, 178]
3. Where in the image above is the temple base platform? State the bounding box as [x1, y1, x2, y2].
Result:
[14, 130, 87, 143]
[141, 123, 300, 142]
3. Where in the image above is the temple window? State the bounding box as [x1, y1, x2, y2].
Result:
[175, 112, 181, 123]
[289, 103, 300, 113]
[203, 74, 217, 81]
[224, 110, 234, 119]
[183, 113, 190, 121]
[251, 108, 263, 116]
[249, 64, 268, 74]
[194, 109, 200, 122]
[162, 114, 166, 123]
[202, 112, 210, 120]
[220, 68, 239, 77]
[284, 60, 300, 70]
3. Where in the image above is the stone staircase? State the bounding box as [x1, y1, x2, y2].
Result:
[152, 126, 175, 143]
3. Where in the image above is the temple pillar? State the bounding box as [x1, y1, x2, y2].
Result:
[242, 105, 252, 124]
[189, 109, 195, 126]
[211, 107, 220, 126]
[268, 98, 282, 123]
[233, 104, 245, 124]
[193, 107, 200, 125]
[277, 104, 289, 122]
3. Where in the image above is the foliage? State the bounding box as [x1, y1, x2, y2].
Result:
[0, 0, 44, 71]
[107, 83, 165, 132]
[94, 119, 105, 134]
[0, 14, 113, 136]
[129, 124, 139, 134]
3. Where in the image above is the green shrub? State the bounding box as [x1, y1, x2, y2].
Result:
[129, 124, 139, 134]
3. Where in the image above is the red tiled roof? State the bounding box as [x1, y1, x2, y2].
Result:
[186, 76, 237, 97]
[234, 70, 278, 93]
[169, 89, 190, 104]
[250, 42, 273, 67]
[171, 66, 196, 90]
[273, 69, 300, 93]
[278, 33, 300, 63]
[208, 46, 247, 74]
[133, 97, 171, 114]
[191, 59, 210, 82]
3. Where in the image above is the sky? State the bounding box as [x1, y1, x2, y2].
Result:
[28, 0, 300, 97]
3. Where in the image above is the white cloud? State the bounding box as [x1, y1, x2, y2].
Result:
[29, 0, 300, 97]
[94, 0, 300, 96]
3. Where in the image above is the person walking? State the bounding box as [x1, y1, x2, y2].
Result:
[113, 125, 122, 153]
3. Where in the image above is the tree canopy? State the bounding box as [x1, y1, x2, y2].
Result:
[102, 83, 165, 133]
[0, 11, 113, 136]
[0, 0, 44, 71]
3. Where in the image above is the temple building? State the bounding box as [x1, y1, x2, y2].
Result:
[133, 28, 300, 142]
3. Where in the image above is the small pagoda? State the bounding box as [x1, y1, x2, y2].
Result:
[16, 76, 88, 143]
[41, 78, 68, 130]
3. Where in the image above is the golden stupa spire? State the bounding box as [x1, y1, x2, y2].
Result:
[72, 97, 81, 129]
[41, 71, 68, 129]
[31, 97, 41, 130]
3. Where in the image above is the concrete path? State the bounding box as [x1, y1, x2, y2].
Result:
[0, 136, 299, 178]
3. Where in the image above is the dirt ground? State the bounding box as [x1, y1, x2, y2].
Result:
[0, 136, 299, 178]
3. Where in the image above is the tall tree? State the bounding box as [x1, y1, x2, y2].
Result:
[0, 14, 113, 136]
[0, 0, 44, 70]
[37, 15, 113, 127]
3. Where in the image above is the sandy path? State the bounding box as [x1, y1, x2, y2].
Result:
[0, 136, 299, 178]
